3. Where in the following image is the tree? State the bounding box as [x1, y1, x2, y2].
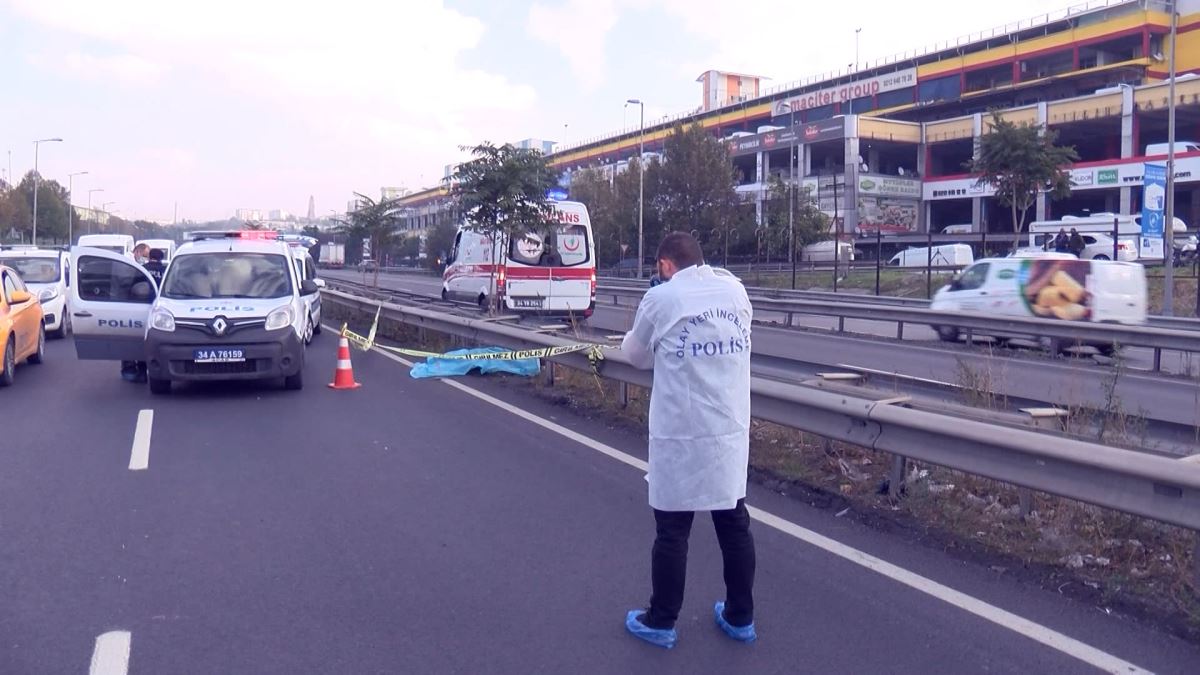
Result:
[452, 142, 560, 312]
[335, 192, 403, 286]
[648, 123, 745, 259]
[424, 220, 457, 272]
[397, 234, 421, 262]
[968, 111, 1079, 250]
[762, 175, 828, 263]
[568, 166, 644, 267]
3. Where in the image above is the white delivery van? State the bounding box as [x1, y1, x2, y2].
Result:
[888, 244, 974, 268]
[801, 240, 855, 263]
[941, 224, 974, 234]
[136, 238, 177, 262]
[929, 257, 1146, 345]
[442, 200, 597, 318]
[78, 234, 135, 258]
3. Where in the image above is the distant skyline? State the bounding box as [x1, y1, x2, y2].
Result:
[1, 0, 1065, 222]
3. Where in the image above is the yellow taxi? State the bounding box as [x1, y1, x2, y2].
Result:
[1, 263, 46, 386]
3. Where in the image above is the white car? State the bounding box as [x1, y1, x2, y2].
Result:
[70, 231, 316, 394]
[0, 247, 71, 338]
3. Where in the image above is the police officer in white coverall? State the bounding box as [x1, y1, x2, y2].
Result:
[620, 231, 756, 649]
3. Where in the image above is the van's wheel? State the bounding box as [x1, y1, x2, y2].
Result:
[1096, 343, 1119, 358]
[477, 294, 488, 311]
[304, 318, 315, 345]
[441, 288, 449, 301]
[284, 370, 304, 391]
[27, 325, 45, 364]
[1092, 254, 1110, 261]
[934, 325, 959, 342]
[149, 377, 171, 395]
[0, 337, 14, 387]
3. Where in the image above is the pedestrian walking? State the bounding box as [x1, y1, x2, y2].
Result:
[620, 231, 757, 649]
[1052, 228, 1070, 253]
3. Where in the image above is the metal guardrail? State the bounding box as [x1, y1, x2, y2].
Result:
[323, 288, 1200, 538]
[593, 284, 1200, 361]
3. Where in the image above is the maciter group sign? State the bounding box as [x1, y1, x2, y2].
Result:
[772, 68, 917, 116]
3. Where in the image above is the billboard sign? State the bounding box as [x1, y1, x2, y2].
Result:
[1141, 163, 1166, 259]
[773, 68, 916, 117]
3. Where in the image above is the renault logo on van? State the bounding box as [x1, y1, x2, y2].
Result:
[210, 317, 229, 336]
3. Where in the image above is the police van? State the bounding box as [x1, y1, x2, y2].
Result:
[442, 200, 597, 318]
[70, 231, 316, 393]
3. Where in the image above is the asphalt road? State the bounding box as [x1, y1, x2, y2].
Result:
[324, 270, 1200, 433]
[3, 332, 1199, 672]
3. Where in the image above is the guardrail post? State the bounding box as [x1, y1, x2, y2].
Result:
[896, 321, 905, 340]
[1153, 348, 1162, 372]
[786, 312, 794, 327]
[837, 316, 846, 333]
[546, 360, 557, 387]
[1017, 407, 1069, 518]
[619, 381, 630, 407]
[889, 455, 907, 497]
[1193, 534, 1199, 589]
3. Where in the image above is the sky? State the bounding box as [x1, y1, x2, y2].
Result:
[0, 0, 1071, 223]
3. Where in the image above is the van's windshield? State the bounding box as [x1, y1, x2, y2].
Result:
[161, 252, 293, 299]
[508, 225, 590, 267]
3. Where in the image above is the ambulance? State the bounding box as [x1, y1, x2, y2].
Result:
[442, 200, 597, 318]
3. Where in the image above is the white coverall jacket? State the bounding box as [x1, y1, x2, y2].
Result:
[621, 265, 753, 512]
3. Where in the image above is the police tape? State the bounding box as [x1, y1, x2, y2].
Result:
[338, 306, 611, 369]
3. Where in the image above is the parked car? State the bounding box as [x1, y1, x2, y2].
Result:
[0, 264, 46, 386]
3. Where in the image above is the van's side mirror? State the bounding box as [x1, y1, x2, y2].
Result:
[300, 279, 319, 295]
[313, 278, 327, 289]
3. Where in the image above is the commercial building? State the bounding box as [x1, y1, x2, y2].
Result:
[397, 0, 1200, 239]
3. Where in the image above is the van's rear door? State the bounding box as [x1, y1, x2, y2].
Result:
[1089, 262, 1147, 324]
[505, 232, 552, 308]
[550, 224, 592, 303]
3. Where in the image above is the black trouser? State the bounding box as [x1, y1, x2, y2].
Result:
[643, 499, 755, 630]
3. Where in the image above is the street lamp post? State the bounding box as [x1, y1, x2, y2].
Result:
[32, 137, 63, 245]
[627, 98, 646, 278]
[1165, 1, 1179, 315]
[67, 171, 88, 246]
[87, 189, 105, 235]
[101, 201, 116, 231]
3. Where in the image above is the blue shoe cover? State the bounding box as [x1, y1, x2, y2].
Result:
[625, 610, 677, 649]
[714, 602, 757, 643]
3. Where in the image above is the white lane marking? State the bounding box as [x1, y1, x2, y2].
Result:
[89, 631, 131, 675]
[129, 410, 153, 471]
[325, 325, 1151, 674]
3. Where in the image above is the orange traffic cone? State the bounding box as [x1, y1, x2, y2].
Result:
[328, 335, 362, 389]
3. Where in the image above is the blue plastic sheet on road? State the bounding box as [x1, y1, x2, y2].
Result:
[409, 347, 542, 379]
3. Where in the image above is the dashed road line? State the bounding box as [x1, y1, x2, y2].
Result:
[89, 631, 131, 675]
[129, 410, 153, 471]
